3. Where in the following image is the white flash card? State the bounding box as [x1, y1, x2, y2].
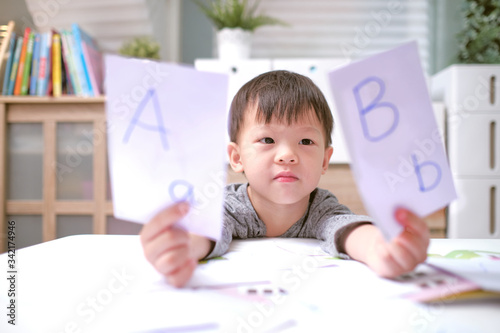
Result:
[105, 55, 228, 240]
[328, 42, 457, 240]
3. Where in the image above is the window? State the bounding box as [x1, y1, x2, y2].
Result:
[253, 0, 431, 73]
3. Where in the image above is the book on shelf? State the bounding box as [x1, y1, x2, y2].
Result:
[29, 33, 41, 95]
[63, 30, 81, 95]
[52, 32, 62, 97]
[0, 21, 15, 76]
[46, 31, 53, 96]
[7, 37, 23, 95]
[60, 30, 75, 95]
[71, 23, 93, 96]
[78, 24, 103, 96]
[2, 32, 16, 95]
[13, 27, 31, 95]
[20, 32, 35, 95]
[1, 22, 103, 97]
[36, 31, 52, 96]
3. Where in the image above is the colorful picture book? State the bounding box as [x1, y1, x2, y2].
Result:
[0, 20, 15, 87]
[1, 32, 16, 95]
[1, 24, 103, 96]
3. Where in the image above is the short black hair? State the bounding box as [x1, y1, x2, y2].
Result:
[228, 70, 333, 147]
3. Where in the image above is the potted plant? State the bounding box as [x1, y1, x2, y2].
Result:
[119, 36, 161, 60]
[457, 0, 500, 64]
[194, 0, 287, 60]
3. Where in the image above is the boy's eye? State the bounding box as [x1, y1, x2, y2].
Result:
[259, 137, 275, 144]
[300, 139, 314, 145]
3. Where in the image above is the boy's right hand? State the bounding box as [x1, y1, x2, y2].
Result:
[140, 202, 202, 287]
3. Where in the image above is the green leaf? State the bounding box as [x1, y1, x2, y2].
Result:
[193, 0, 288, 32]
[456, 0, 500, 64]
[119, 36, 161, 60]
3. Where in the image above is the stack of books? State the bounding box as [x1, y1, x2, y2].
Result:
[1, 23, 103, 97]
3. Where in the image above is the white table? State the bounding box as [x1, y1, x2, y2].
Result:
[1, 235, 499, 333]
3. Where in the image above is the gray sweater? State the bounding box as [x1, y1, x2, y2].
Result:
[207, 183, 373, 259]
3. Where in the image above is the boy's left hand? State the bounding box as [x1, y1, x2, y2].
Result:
[367, 208, 430, 278]
[346, 208, 430, 278]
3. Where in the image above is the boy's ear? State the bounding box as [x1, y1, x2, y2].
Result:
[322, 146, 334, 174]
[228, 142, 244, 173]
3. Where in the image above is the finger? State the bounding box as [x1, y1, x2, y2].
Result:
[395, 208, 430, 239]
[140, 201, 190, 243]
[166, 258, 197, 288]
[144, 227, 189, 264]
[390, 228, 430, 273]
[393, 238, 424, 270]
[155, 244, 191, 276]
[396, 208, 431, 253]
[373, 244, 405, 278]
[395, 231, 429, 264]
[391, 240, 418, 274]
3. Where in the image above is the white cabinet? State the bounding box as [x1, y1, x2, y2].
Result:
[432, 65, 499, 238]
[194, 59, 273, 112]
[450, 178, 499, 238]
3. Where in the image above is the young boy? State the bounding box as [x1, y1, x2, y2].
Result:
[140, 70, 430, 287]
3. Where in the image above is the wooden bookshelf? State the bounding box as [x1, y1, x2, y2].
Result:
[0, 95, 105, 103]
[0, 96, 110, 251]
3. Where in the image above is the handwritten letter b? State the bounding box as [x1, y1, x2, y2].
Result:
[353, 76, 399, 142]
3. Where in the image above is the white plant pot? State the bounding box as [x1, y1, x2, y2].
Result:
[216, 27, 252, 61]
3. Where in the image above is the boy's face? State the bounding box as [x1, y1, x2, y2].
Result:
[228, 105, 333, 206]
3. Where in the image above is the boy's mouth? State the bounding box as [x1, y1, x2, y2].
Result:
[274, 171, 299, 183]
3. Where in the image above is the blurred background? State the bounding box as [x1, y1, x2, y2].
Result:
[0, 0, 467, 74]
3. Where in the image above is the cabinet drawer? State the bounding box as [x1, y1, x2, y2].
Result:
[448, 178, 499, 238]
[433, 65, 500, 112]
[448, 113, 500, 176]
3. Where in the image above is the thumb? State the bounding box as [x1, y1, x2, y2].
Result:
[394, 207, 429, 238]
[141, 201, 190, 242]
[394, 207, 411, 226]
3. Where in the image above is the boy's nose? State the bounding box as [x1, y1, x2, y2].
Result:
[275, 145, 298, 164]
